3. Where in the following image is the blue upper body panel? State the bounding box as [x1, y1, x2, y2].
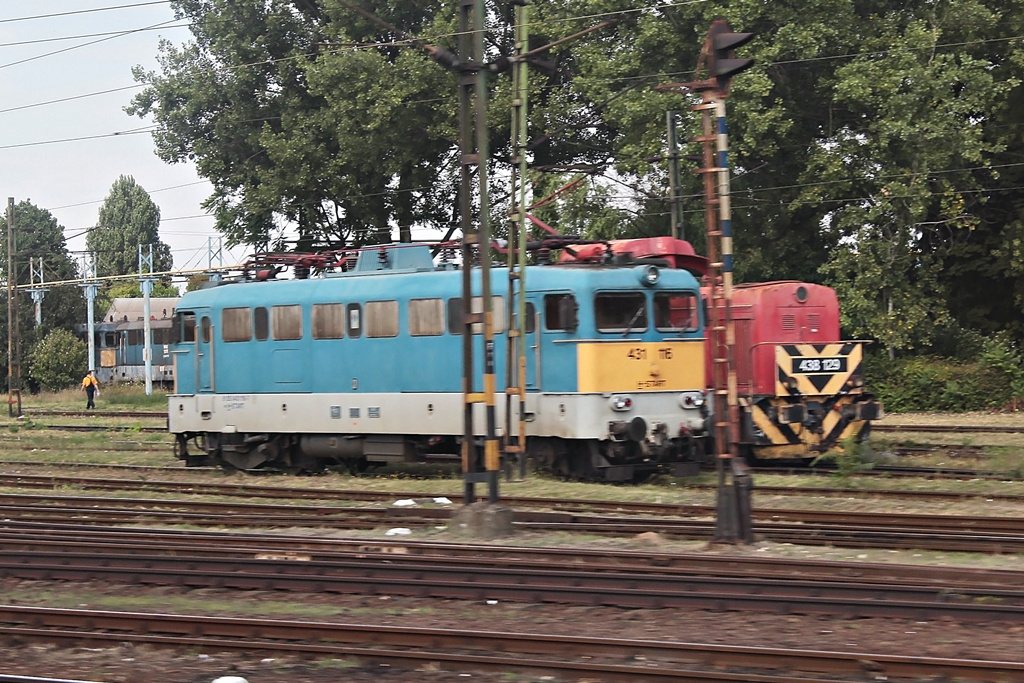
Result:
[171, 254, 703, 396]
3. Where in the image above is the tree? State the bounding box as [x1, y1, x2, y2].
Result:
[130, 0, 1024, 352]
[28, 329, 88, 391]
[0, 200, 87, 382]
[129, 0, 456, 251]
[87, 176, 172, 277]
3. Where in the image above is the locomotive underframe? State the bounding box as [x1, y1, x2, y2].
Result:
[742, 391, 882, 460]
[169, 390, 709, 481]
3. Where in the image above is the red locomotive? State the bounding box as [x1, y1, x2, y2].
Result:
[561, 237, 882, 461]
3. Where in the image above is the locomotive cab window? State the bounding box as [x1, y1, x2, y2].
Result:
[409, 298, 445, 336]
[222, 307, 252, 342]
[366, 300, 399, 338]
[271, 305, 303, 340]
[254, 307, 269, 341]
[172, 312, 196, 343]
[654, 292, 698, 332]
[200, 316, 212, 343]
[543, 294, 577, 332]
[513, 301, 537, 334]
[312, 303, 345, 339]
[595, 292, 647, 333]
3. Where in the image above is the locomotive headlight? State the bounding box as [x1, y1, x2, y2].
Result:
[678, 391, 705, 409]
[609, 394, 634, 411]
[635, 264, 660, 286]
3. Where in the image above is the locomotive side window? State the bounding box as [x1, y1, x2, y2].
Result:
[254, 307, 269, 341]
[153, 328, 171, 345]
[128, 330, 142, 345]
[447, 297, 506, 334]
[366, 300, 399, 338]
[222, 307, 252, 342]
[347, 303, 362, 338]
[271, 305, 303, 340]
[544, 294, 578, 332]
[172, 312, 196, 343]
[409, 298, 445, 336]
[512, 301, 537, 334]
[200, 316, 212, 343]
[312, 303, 345, 339]
[654, 292, 698, 332]
[595, 292, 647, 333]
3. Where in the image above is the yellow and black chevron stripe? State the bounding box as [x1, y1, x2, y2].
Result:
[745, 395, 870, 459]
[775, 343, 862, 397]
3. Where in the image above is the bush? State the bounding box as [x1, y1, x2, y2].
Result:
[29, 329, 88, 391]
[865, 353, 1014, 412]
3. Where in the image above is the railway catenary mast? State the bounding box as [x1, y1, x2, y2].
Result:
[657, 20, 756, 543]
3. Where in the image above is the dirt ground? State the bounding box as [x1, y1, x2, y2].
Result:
[2, 565, 1024, 683]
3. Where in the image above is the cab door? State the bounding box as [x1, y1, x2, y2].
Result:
[196, 311, 214, 393]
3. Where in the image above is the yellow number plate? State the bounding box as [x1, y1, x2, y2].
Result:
[577, 341, 705, 392]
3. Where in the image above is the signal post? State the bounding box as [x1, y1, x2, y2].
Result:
[657, 20, 756, 543]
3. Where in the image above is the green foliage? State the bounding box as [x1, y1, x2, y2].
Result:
[978, 333, 1024, 405]
[811, 437, 873, 484]
[130, 0, 1024, 355]
[865, 353, 1013, 413]
[0, 201, 86, 381]
[28, 329, 88, 391]
[87, 176, 172, 277]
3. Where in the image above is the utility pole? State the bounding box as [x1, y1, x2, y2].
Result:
[28, 258, 47, 327]
[456, 0, 501, 506]
[207, 236, 224, 286]
[666, 111, 685, 240]
[6, 198, 21, 417]
[504, 0, 530, 481]
[80, 254, 99, 375]
[139, 244, 156, 395]
[656, 19, 755, 543]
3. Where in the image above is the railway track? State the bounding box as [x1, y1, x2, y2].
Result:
[0, 524, 1022, 622]
[874, 423, 1024, 434]
[2, 470, 1024, 509]
[0, 488, 1021, 552]
[5, 604, 1021, 683]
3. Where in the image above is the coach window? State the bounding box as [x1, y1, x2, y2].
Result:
[312, 303, 345, 339]
[222, 307, 252, 342]
[409, 298, 445, 336]
[654, 292, 698, 332]
[544, 294, 578, 332]
[595, 292, 646, 333]
[254, 307, 269, 341]
[271, 305, 303, 340]
[447, 297, 506, 334]
[366, 300, 399, 338]
[201, 316, 212, 343]
[346, 303, 362, 338]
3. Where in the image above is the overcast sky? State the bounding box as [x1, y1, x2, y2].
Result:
[0, 1, 251, 276]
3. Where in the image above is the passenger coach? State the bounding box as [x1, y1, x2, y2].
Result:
[167, 244, 709, 480]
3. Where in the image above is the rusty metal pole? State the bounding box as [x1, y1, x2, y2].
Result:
[713, 96, 753, 543]
[504, 0, 530, 482]
[458, 0, 500, 505]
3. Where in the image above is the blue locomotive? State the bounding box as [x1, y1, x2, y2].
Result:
[167, 244, 709, 480]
